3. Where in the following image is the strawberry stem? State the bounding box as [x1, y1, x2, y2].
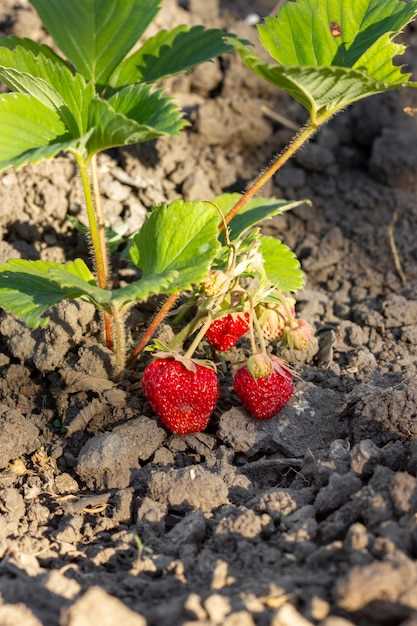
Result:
[252, 305, 268, 356]
[76, 153, 113, 351]
[222, 120, 322, 229]
[249, 309, 257, 355]
[184, 315, 213, 360]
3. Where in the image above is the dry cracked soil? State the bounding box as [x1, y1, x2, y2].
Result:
[0, 1, 417, 625]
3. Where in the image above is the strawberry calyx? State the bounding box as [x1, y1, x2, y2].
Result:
[152, 350, 217, 374]
[246, 353, 296, 380]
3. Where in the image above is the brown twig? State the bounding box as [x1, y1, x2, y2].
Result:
[387, 209, 406, 286]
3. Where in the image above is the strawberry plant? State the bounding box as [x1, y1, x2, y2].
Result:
[0, 0, 416, 432]
[136, 0, 417, 432]
[0, 0, 239, 374]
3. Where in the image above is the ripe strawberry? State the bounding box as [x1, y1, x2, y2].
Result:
[206, 313, 250, 352]
[234, 355, 294, 420]
[143, 358, 219, 435]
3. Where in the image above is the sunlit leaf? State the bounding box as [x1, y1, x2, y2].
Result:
[129, 199, 220, 292]
[0, 37, 92, 134]
[29, 0, 161, 84]
[86, 84, 185, 156]
[260, 236, 305, 292]
[213, 193, 308, 240]
[229, 0, 417, 122]
[0, 259, 109, 328]
[110, 25, 234, 86]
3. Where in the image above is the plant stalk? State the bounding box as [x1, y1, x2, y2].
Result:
[222, 121, 319, 229]
[127, 293, 179, 366]
[184, 316, 213, 360]
[112, 306, 127, 378]
[248, 310, 257, 355]
[76, 154, 113, 350]
[252, 306, 268, 356]
[128, 120, 321, 364]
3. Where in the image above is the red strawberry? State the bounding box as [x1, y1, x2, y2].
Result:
[143, 358, 219, 435]
[234, 355, 294, 420]
[206, 313, 250, 352]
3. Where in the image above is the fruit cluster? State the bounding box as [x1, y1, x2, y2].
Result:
[143, 294, 313, 435]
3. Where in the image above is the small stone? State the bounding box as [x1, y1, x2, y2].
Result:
[204, 594, 231, 624]
[137, 497, 167, 524]
[112, 488, 134, 524]
[184, 594, 206, 621]
[306, 596, 330, 621]
[55, 515, 83, 544]
[335, 556, 417, 611]
[76, 417, 166, 489]
[153, 447, 175, 465]
[389, 472, 417, 515]
[224, 612, 256, 626]
[344, 523, 369, 552]
[55, 473, 79, 495]
[61, 587, 146, 626]
[272, 604, 314, 626]
[166, 511, 206, 552]
[211, 560, 234, 590]
[43, 569, 81, 599]
[351, 440, 380, 477]
[1, 487, 25, 520]
[148, 465, 228, 513]
[314, 473, 362, 516]
[0, 405, 39, 470]
[0, 604, 43, 626]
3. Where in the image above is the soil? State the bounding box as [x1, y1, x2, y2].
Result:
[0, 1, 417, 625]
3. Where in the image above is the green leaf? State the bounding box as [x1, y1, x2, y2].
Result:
[108, 84, 186, 135]
[0, 37, 93, 134]
[0, 259, 108, 328]
[260, 236, 304, 293]
[258, 0, 417, 69]
[30, 0, 161, 84]
[213, 193, 308, 240]
[110, 25, 233, 87]
[86, 85, 185, 156]
[111, 270, 180, 308]
[0, 93, 71, 172]
[229, 0, 417, 122]
[129, 199, 221, 293]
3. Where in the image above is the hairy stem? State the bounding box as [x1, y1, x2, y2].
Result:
[128, 120, 321, 364]
[223, 122, 319, 228]
[112, 306, 127, 379]
[76, 154, 113, 350]
[128, 293, 179, 367]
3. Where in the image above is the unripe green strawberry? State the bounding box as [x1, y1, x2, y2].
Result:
[257, 306, 285, 342]
[202, 271, 228, 297]
[284, 319, 314, 350]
